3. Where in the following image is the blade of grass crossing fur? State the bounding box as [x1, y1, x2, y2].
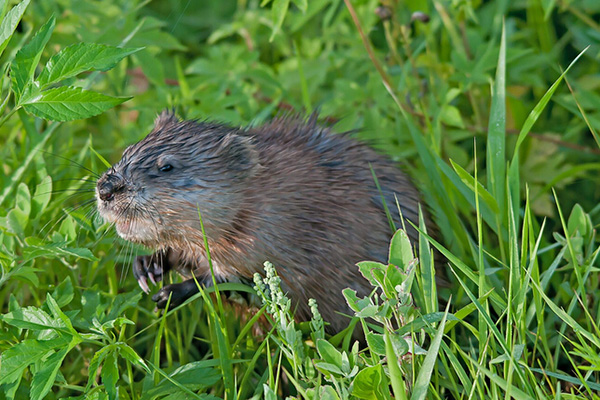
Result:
[411, 303, 450, 400]
[370, 163, 396, 233]
[385, 329, 408, 400]
[507, 47, 588, 229]
[196, 280, 236, 399]
[231, 305, 267, 352]
[237, 325, 275, 399]
[418, 205, 436, 314]
[197, 207, 225, 317]
[486, 21, 506, 246]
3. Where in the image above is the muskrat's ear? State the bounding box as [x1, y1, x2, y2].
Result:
[154, 109, 178, 130]
[218, 133, 260, 177]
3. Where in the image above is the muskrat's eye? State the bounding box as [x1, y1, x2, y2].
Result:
[159, 164, 173, 172]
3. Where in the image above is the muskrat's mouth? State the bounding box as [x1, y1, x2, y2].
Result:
[114, 218, 157, 243]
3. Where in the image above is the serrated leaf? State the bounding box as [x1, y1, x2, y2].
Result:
[30, 346, 69, 400]
[118, 343, 150, 373]
[86, 346, 112, 391]
[106, 291, 142, 322]
[23, 241, 98, 262]
[38, 43, 142, 88]
[11, 265, 41, 287]
[22, 86, 131, 121]
[46, 294, 78, 334]
[0, 0, 31, 57]
[0, 339, 55, 385]
[0, 306, 65, 331]
[101, 350, 119, 400]
[11, 16, 55, 102]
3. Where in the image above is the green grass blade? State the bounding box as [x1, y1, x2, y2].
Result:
[486, 20, 506, 216]
[411, 303, 449, 400]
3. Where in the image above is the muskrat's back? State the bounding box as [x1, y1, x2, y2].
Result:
[96, 111, 429, 334]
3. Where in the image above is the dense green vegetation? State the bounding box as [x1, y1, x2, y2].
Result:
[1, 0, 600, 398]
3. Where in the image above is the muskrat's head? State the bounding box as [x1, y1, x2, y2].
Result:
[96, 111, 259, 247]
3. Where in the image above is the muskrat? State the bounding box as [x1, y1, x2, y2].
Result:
[96, 111, 430, 334]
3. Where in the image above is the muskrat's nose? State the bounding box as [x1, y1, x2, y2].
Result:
[97, 173, 125, 202]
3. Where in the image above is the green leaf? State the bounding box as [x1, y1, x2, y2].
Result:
[22, 86, 131, 121]
[15, 182, 31, 217]
[440, 105, 464, 128]
[270, 0, 290, 41]
[11, 16, 55, 102]
[51, 276, 74, 308]
[316, 339, 343, 367]
[352, 365, 385, 400]
[0, 0, 31, 57]
[0, 306, 65, 331]
[7, 208, 27, 236]
[0, 338, 57, 385]
[118, 344, 150, 374]
[388, 229, 414, 269]
[567, 204, 590, 239]
[486, 22, 506, 214]
[357, 261, 386, 287]
[32, 175, 52, 219]
[101, 350, 119, 400]
[30, 346, 70, 400]
[37, 43, 142, 88]
[23, 238, 98, 262]
[86, 346, 112, 391]
[365, 332, 386, 356]
[291, 0, 307, 13]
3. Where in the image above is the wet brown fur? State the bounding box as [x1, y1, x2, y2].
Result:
[97, 111, 430, 334]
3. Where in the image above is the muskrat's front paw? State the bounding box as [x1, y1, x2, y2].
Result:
[133, 253, 166, 294]
[151, 284, 185, 309]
